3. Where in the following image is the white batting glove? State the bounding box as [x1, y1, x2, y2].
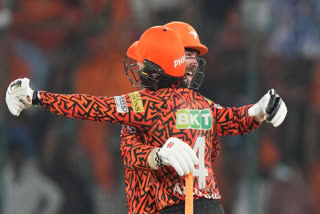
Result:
[148, 137, 198, 176]
[248, 89, 287, 127]
[6, 78, 35, 116]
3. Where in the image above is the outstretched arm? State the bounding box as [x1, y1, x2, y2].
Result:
[38, 91, 120, 122]
[6, 78, 153, 130]
[214, 104, 261, 136]
[207, 89, 287, 136]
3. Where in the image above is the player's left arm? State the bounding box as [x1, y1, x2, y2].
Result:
[214, 104, 261, 136]
[205, 96, 261, 136]
[206, 89, 287, 136]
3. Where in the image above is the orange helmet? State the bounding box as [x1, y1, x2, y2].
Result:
[127, 26, 186, 77]
[164, 21, 208, 56]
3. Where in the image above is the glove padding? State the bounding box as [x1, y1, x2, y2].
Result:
[248, 89, 287, 127]
[6, 78, 34, 116]
[157, 137, 199, 176]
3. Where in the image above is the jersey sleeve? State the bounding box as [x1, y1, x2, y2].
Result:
[120, 125, 154, 171]
[204, 97, 261, 136]
[214, 104, 262, 136]
[38, 90, 153, 130]
[211, 130, 221, 164]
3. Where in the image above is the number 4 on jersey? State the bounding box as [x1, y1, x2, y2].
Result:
[193, 137, 208, 189]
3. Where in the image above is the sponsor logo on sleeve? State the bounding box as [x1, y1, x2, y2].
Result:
[114, 95, 128, 113]
[176, 109, 212, 130]
[213, 104, 223, 109]
[128, 92, 144, 113]
[203, 97, 213, 105]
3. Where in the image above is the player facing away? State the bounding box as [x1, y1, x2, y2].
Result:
[6, 25, 287, 214]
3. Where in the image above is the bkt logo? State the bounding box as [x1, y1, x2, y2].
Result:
[176, 109, 212, 130]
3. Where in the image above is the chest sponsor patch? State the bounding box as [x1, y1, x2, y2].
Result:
[114, 95, 128, 113]
[129, 92, 144, 113]
[176, 109, 212, 130]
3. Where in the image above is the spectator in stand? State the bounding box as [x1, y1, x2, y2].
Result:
[3, 126, 64, 214]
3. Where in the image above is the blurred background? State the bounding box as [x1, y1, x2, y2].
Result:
[0, 0, 319, 213]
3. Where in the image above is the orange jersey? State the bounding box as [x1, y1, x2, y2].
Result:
[120, 124, 222, 214]
[120, 125, 158, 214]
[38, 87, 261, 210]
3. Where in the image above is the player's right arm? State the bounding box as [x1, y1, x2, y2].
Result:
[120, 125, 154, 171]
[120, 125, 199, 176]
[5, 78, 153, 129]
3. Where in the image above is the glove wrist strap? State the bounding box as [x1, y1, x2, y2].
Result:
[32, 91, 41, 106]
[148, 148, 161, 170]
[155, 149, 164, 168]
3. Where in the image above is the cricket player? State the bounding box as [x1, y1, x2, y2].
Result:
[120, 21, 286, 214]
[6, 25, 287, 214]
[120, 21, 208, 214]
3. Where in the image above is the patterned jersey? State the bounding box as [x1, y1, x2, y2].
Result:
[120, 124, 222, 214]
[38, 87, 260, 211]
[120, 125, 159, 214]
